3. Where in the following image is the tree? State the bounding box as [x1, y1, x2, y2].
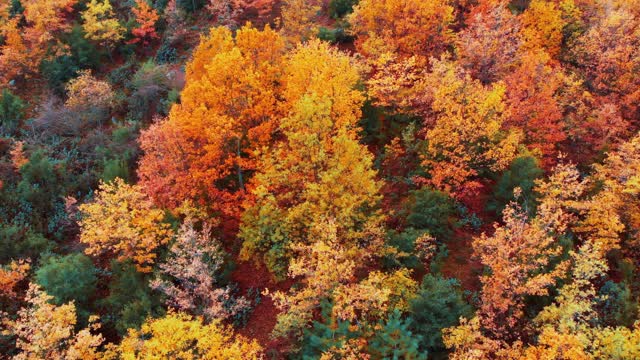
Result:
[239, 40, 381, 277]
[138, 25, 286, 219]
[419, 58, 521, 199]
[520, 0, 565, 59]
[0, 0, 74, 84]
[408, 275, 472, 352]
[117, 311, 263, 359]
[472, 202, 569, 341]
[457, 3, 522, 84]
[150, 221, 249, 322]
[99, 260, 161, 336]
[348, 0, 455, 64]
[35, 254, 97, 309]
[130, 0, 159, 46]
[268, 220, 357, 339]
[521, 242, 640, 359]
[0, 88, 25, 134]
[279, 0, 321, 43]
[368, 310, 426, 360]
[81, 0, 124, 50]
[0, 260, 29, 310]
[488, 154, 543, 216]
[574, 134, 640, 258]
[348, 0, 455, 111]
[503, 50, 567, 167]
[78, 178, 174, 272]
[573, 1, 640, 121]
[2, 284, 104, 360]
[331, 269, 417, 324]
[404, 188, 455, 241]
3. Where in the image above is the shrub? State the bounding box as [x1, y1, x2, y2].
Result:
[156, 42, 178, 64]
[65, 70, 115, 111]
[177, 0, 205, 13]
[0, 226, 52, 263]
[16, 150, 66, 234]
[0, 89, 25, 135]
[127, 60, 172, 121]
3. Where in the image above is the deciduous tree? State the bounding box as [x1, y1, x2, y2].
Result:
[348, 0, 455, 111]
[138, 25, 286, 220]
[2, 284, 104, 360]
[82, 0, 124, 49]
[117, 311, 263, 359]
[520, 0, 565, 59]
[503, 50, 567, 167]
[78, 178, 173, 272]
[472, 202, 569, 341]
[419, 58, 521, 199]
[130, 0, 159, 46]
[151, 221, 250, 321]
[239, 40, 380, 277]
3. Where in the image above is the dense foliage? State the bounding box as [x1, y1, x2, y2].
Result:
[1, 0, 640, 358]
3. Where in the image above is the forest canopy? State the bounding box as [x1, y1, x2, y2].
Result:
[1, 0, 640, 359]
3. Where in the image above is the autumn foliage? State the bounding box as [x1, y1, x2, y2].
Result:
[78, 178, 173, 272]
[3, 0, 640, 358]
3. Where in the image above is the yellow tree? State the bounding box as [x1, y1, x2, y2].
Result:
[239, 40, 381, 277]
[519, 0, 566, 59]
[420, 58, 521, 199]
[268, 220, 357, 339]
[138, 25, 286, 220]
[574, 134, 640, 257]
[523, 241, 640, 359]
[268, 219, 411, 339]
[78, 178, 174, 272]
[82, 0, 124, 49]
[117, 311, 263, 359]
[279, 0, 321, 44]
[2, 284, 104, 360]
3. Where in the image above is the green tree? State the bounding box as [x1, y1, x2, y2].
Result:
[301, 302, 360, 359]
[16, 150, 66, 234]
[408, 274, 473, 352]
[599, 280, 638, 328]
[99, 260, 162, 336]
[34, 253, 97, 325]
[368, 310, 426, 360]
[488, 155, 543, 216]
[35, 253, 97, 307]
[0, 226, 51, 263]
[0, 88, 24, 134]
[405, 189, 455, 240]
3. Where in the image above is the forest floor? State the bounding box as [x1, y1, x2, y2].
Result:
[232, 260, 294, 358]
